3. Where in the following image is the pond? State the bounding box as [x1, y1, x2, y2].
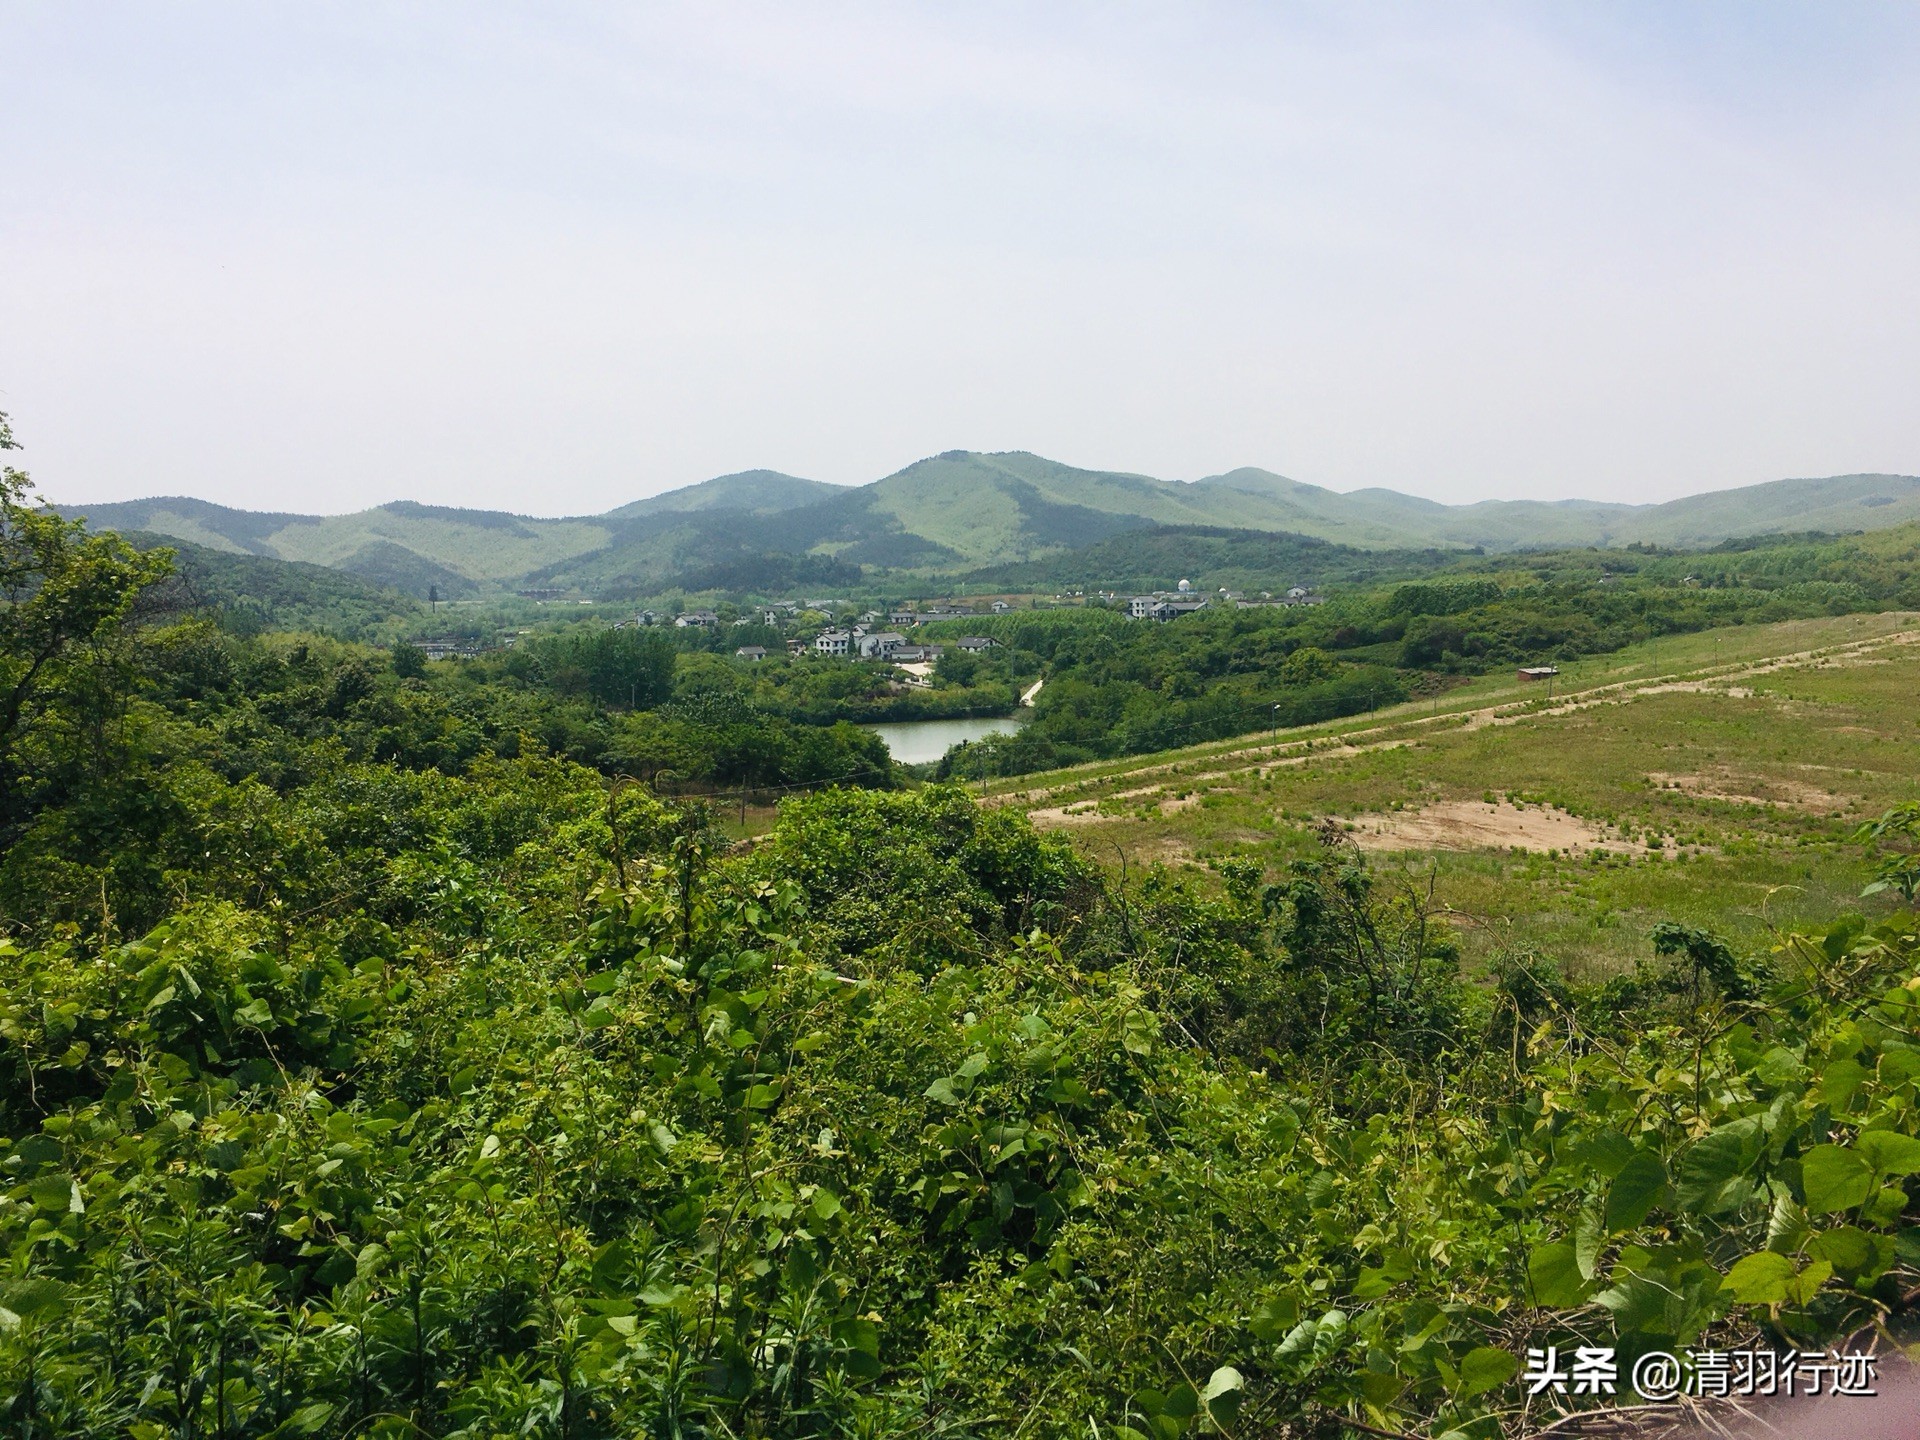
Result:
[860, 714, 1029, 766]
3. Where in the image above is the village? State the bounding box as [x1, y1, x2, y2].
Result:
[407, 580, 1326, 670]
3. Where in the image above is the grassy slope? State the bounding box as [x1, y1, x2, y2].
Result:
[254, 508, 613, 581]
[983, 611, 1920, 976]
[1198, 467, 1508, 543]
[1621, 472, 1920, 546]
[868, 453, 1437, 559]
[70, 497, 308, 555]
[859, 456, 1086, 564]
[603, 470, 846, 518]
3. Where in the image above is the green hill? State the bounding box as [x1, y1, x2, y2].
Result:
[1616, 472, 1920, 546]
[1201, 467, 1920, 549]
[603, 469, 845, 519]
[122, 531, 423, 640]
[68, 456, 1920, 597]
[73, 497, 615, 588]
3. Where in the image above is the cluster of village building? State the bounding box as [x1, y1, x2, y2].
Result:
[746, 612, 1003, 669]
[414, 582, 1322, 668]
[1123, 579, 1320, 621]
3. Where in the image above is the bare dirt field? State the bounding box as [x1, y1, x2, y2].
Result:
[1344, 800, 1635, 856]
[1645, 768, 1855, 813]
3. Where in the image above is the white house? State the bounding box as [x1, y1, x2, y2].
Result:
[813, 630, 853, 656]
[857, 632, 908, 659]
[1128, 595, 1208, 622]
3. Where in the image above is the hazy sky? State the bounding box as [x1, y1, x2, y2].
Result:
[5, 3, 1919, 516]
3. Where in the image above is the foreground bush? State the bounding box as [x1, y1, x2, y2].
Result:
[4, 780, 1918, 1438]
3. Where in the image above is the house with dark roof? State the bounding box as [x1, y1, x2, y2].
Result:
[857, 632, 908, 659]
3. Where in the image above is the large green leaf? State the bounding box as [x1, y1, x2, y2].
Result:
[1856, 1129, 1920, 1178]
[1821, 1057, 1870, 1110]
[1455, 1346, 1519, 1398]
[1801, 1145, 1874, 1213]
[1605, 1152, 1667, 1232]
[1202, 1366, 1245, 1427]
[1527, 1242, 1593, 1307]
[1808, 1225, 1896, 1285]
[1676, 1116, 1763, 1213]
[1722, 1251, 1794, 1305]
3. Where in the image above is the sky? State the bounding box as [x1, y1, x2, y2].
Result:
[4, 2, 1920, 517]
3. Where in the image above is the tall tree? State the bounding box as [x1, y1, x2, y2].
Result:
[0, 411, 173, 827]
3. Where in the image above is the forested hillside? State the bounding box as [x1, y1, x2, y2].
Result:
[124, 532, 426, 642]
[7, 419, 1920, 1438]
[954, 525, 1461, 595]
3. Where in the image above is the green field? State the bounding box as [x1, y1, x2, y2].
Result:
[987, 611, 1920, 976]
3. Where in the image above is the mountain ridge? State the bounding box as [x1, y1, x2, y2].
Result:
[65, 453, 1920, 597]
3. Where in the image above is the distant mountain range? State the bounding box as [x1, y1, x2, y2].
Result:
[67, 451, 1920, 598]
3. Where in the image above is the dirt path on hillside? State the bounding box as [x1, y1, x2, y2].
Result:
[1003, 623, 1920, 828]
